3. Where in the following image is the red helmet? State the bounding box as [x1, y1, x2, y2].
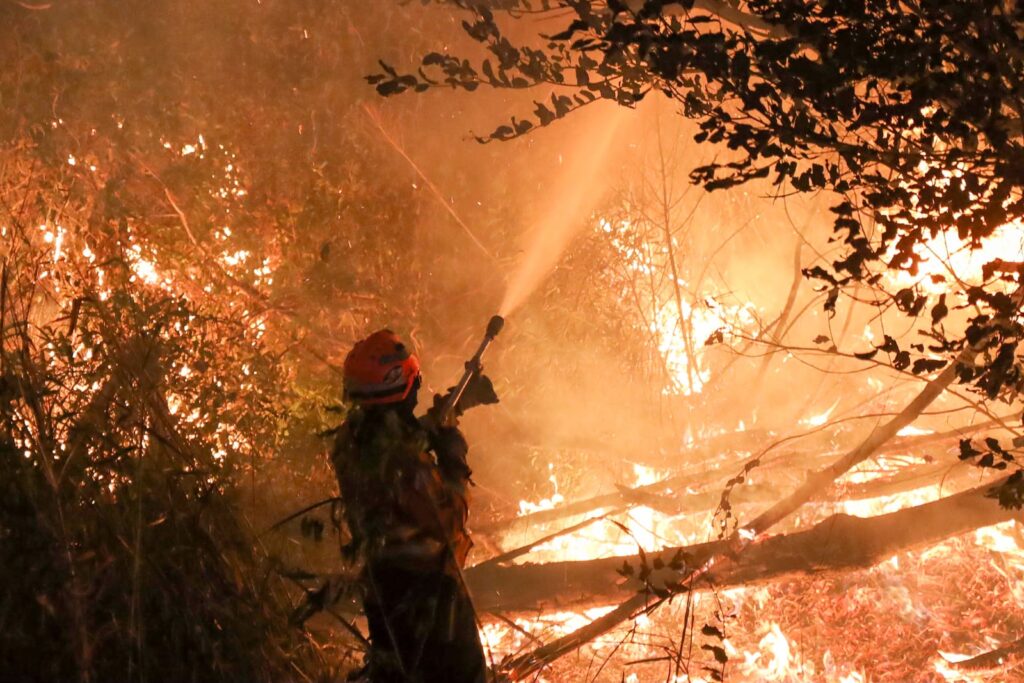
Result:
[343, 330, 421, 405]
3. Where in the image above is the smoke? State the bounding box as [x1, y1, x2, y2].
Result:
[498, 104, 632, 317]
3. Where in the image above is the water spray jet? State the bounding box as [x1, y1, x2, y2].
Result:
[498, 105, 632, 317]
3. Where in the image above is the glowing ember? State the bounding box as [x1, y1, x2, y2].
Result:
[126, 243, 167, 287]
[800, 398, 840, 427]
[517, 463, 565, 516]
[738, 623, 797, 680]
[896, 425, 935, 437]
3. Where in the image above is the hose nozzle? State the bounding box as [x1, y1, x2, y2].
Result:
[485, 315, 505, 340]
[438, 314, 506, 426]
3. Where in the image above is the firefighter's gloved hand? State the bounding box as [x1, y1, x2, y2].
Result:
[453, 372, 499, 414]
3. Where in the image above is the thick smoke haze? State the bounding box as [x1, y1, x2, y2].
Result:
[3, 3, 1014, 682]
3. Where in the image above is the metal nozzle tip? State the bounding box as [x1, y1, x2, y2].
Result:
[486, 315, 505, 338]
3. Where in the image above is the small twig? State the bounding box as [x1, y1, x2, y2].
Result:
[361, 103, 499, 265]
[471, 513, 610, 569]
[492, 612, 545, 649]
[261, 497, 341, 536]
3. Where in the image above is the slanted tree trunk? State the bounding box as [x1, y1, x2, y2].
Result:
[474, 456, 983, 576]
[478, 445, 811, 535]
[502, 287, 1024, 678]
[467, 475, 1016, 613]
[480, 419, 1006, 538]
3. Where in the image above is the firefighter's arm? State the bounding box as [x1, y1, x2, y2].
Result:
[429, 424, 472, 482]
[330, 429, 365, 562]
[423, 372, 499, 428]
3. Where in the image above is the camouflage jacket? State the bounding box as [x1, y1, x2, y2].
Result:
[331, 406, 473, 573]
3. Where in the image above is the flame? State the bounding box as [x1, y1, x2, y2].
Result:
[480, 606, 617, 655]
[739, 623, 796, 680]
[974, 522, 1022, 554]
[600, 218, 760, 395]
[126, 242, 169, 288]
[800, 398, 841, 427]
[885, 219, 1024, 295]
[841, 465, 944, 516]
[508, 463, 699, 563]
[896, 425, 934, 437]
[934, 653, 989, 683]
[517, 463, 565, 516]
[492, 433, 1024, 681]
[651, 296, 755, 395]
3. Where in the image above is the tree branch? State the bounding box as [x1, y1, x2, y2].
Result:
[476, 475, 1016, 635]
[501, 290, 1022, 677]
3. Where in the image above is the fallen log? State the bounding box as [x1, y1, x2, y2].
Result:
[474, 458, 980, 571]
[480, 418, 1007, 537]
[467, 475, 1016, 613]
[710, 475, 1017, 587]
[502, 324, 1012, 679]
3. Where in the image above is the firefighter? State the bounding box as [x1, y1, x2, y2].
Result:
[332, 329, 493, 683]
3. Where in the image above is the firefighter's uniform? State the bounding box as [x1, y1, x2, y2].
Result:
[333, 332, 486, 683]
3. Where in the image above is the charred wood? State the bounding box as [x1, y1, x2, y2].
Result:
[467, 476, 1016, 613]
[502, 328, 1017, 678]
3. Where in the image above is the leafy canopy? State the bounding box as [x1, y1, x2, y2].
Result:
[372, 0, 1024, 498]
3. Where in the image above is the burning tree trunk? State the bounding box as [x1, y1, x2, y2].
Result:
[482, 418, 1008, 537]
[467, 475, 1016, 613]
[500, 338, 1003, 678]
[479, 457, 985, 569]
